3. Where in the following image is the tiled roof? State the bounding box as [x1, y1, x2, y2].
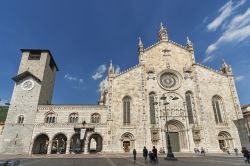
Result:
[12, 71, 41, 83]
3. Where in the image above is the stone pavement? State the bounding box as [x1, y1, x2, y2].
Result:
[0, 156, 246, 166]
[0, 152, 246, 166]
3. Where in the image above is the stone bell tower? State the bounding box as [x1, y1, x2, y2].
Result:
[0, 49, 58, 154]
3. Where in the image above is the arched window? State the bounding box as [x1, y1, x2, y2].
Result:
[17, 115, 24, 124]
[149, 92, 156, 124]
[45, 113, 56, 124]
[123, 96, 131, 124]
[91, 113, 101, 123]
[212, 95, 224, 124]
[69, 113, 78, 123]
[185, 91, 194, 124]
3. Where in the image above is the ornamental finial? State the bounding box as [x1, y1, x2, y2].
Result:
[158, 22, 168, 41]
[186, 36, 194, 53]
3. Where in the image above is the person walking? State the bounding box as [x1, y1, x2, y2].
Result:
[234, 148, 238, 156]
[143, 146, 148, 163]
[152, 146, 158, 163]
[133, 149, 137, 164]
[241, 147, 250, 164]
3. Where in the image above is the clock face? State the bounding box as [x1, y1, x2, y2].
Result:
[21, 80, 35, 91]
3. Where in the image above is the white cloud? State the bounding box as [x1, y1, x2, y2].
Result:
[64, 74, 84, 84]
[206, 10, 250, 55]
[204, 7, 250, 62]
[114, 65, 121, 75]
[92, 64, 107, 80]
[235, 75, 245, 82]
[202, 55, 215, 63]
[207, 0, 246, 31]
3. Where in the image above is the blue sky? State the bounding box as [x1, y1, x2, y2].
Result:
[0, 0, 250, 106]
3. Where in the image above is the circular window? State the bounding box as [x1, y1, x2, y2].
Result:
[158, 70, 182, 90]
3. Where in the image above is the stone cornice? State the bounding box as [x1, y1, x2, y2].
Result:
[114, 64, 141, 78]
[37, 104, 107, 111]
[144, 40, 189, 53]
[194, 63, 226, 76]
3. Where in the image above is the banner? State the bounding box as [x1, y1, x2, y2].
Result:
[80, 129, 86, 140]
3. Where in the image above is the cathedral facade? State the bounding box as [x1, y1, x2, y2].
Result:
[0, 23, 245, 155]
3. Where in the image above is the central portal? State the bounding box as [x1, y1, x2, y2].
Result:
[165, 120, 187, 152]
[167, 132, 180, 152]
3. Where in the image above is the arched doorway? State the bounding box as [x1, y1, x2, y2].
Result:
[88, 133, 103, 153]
[51, 133, 67, 154]
[120, 132, 134, 152]
[32, 134, 49, 154]
[166, 120, 187, 152]
[218, 131, 233, 151]
[70, 133, 84, 154]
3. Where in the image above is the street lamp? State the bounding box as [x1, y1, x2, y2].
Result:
[160, 95, 178, 161]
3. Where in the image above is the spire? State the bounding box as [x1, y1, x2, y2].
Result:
[186, 36, 194, 53]
[138, 37, 143, 47]
[158, 22, 168, 41]
[138, 37, 144, 56]
[108, 60, 114, 75]
[221, 59, 232, 75]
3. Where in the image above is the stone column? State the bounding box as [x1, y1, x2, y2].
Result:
[47, 141, 52, 154]
[66, 140, 70, 154]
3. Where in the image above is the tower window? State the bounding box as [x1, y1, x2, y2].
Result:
[17, 115, 24, 124]
[28, 51, 41, 60]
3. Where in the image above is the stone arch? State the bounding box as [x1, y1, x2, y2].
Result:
[69, 133, 83, 154]
[165, 120, 187, 152]
[87, 132, 103, 153]
[51, 133, 68, 154]
[218, 131, 233, 151]
[68, 112, 79, 123]
[32, 133, 49, 154]
[120, 132, 135, 152]
[91, 113, 101, 123]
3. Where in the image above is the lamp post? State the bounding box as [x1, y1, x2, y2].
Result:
[160, 95, 178, 161]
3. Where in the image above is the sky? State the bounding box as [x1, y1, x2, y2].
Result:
[0, 0, 250, 106]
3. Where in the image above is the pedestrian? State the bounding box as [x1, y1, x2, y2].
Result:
[152, 146, 158, 163]
[200, 147, 205, 156]
[133, 149, 137, 164]
[194, 148, 197, 154]
[226, 147, 230, 155]
[234, 148, 238, 156]
[241, 147, 250, 164]
[143, 146, 148, 163]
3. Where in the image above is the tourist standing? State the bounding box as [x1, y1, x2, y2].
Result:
[234, 148, 238, 156]
[241, 147, 250, 164]
[133, 149, 137, 164]
[152, 146, 158, 163]
[143, 146, 148, 163]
